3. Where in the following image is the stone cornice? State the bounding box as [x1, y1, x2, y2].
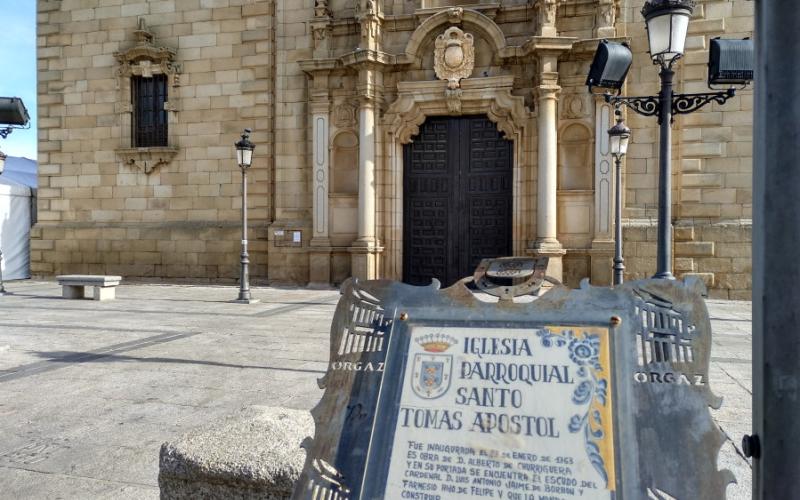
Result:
[340, 49, 396, 68]
[298, 59, 339, 76]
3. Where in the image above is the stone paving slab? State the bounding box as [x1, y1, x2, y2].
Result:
[0, 281, 753, 499]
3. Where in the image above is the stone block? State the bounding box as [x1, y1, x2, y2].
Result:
[158, 406, 312, 499]
[683, 272, 715, 288]
[683, 173, 723, 188]
[674, 257, 695, 273]
[674, 226, 695, 242]
[675, 241, 715, 257]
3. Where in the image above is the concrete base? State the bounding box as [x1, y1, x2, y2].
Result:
[232, 298, 261, 304]
[308, 250, 332, 287]
[158, 406, 313, 500]
[349, 245, 380, 281]
[93, 286, 115, 301]
[62, 285, 85, 299]
[526, 245, 566, 284]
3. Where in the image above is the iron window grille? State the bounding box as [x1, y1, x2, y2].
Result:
[132, 74, 168, 148]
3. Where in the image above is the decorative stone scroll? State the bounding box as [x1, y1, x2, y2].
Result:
[434, 27, 475, 90]
[293, 270, 734, 499]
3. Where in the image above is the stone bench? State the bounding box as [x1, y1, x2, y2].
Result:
[158, 406, 313, 500]
[56, 275, 122, 301]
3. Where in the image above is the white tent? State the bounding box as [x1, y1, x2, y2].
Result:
[0, 156, 36, 280]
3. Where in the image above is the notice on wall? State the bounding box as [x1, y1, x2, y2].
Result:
[385, 326, 615, 500]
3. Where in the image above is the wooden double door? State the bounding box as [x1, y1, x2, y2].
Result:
[403, 115, 513, 286]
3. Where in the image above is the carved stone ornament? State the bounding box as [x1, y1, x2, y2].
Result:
[447, 7, 464, 24]
[534, 0, 559, 36]
[445, 88, 462, 114]
[434, 27, 475, 90]
[116, 147, 178, 174]
[562, 93, 588, 119]
[334, 99, 359, 129]
[114, 19, 180, 84]
[314, 0, 331, 18]
[596, 0, 617, 37]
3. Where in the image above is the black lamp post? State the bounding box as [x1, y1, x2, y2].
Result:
[0, 150, 6, 295]
[587, 0, 753, 280]
[608, 111, 630, 286]
[234, 129, 258, 304]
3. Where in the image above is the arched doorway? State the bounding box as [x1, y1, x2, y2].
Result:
[402, 115, 513, 286]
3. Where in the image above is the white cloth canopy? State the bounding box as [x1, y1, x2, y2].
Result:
[0, 157, 35, 281]
[2, 156, 37, 189]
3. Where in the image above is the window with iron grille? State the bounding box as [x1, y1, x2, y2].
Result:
[132, 75, 168, 147]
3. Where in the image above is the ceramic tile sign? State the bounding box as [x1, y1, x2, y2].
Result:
[383, 326, 615, 500]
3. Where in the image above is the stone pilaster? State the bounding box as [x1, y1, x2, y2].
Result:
[309, 82, 332, 286]
[590, 98, 615, 285]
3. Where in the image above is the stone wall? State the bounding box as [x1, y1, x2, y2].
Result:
[623, 220, 752, 300]
[34, 0, 274, 281]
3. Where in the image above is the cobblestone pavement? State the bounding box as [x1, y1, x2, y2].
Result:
[0, 281, 752, 499]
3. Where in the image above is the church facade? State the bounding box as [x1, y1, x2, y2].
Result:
[35, 0, 753, 299]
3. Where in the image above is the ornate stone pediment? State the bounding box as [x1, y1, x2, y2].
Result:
[434, 27, 475, 90]
[114, 19, 180, 82]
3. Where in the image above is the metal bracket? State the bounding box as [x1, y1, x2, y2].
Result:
[604, 94, 660, 118]
[604, 89, 736, 123]
[0, 121, 30, 139]
[672, 88, 736, 116]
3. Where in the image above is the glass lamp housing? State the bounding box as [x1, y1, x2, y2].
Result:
[641, 0, 695, 65]
[608, 117, 631, 157]
[235, 131, 255, 169]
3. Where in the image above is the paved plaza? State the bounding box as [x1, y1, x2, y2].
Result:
[0, 280, 753, 499]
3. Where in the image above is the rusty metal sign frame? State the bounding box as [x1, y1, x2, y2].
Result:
[293, 274, 733, 499]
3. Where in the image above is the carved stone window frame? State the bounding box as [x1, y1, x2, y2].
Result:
[114, 21, 180, 174]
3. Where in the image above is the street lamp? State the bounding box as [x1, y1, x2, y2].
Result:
[643, 0, 694, 279]
[234, 129, 258, 304]
[587, 1, 753, 280]
[608, 111, 630, 286]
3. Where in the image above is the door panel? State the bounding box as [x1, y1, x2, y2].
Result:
[403, 116, 513, 286]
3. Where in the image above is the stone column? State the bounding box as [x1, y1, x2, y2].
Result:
[356, 99, 376, 244]
[308, 89, 332, 287]
[350, 64, 381, 280]
[531, 81, 565, 281]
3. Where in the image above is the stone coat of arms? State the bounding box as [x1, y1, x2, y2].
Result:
[434, 27, 475, 90]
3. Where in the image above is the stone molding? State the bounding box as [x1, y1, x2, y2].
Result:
[113, 19, 180, 175]
[380, 76, 533, 280]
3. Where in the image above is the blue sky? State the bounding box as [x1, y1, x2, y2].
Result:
[0, 0, 36, 160]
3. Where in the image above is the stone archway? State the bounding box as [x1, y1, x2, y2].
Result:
[379, 76, 533, 281]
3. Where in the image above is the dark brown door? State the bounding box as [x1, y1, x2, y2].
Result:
[403, 115, 513, 286]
